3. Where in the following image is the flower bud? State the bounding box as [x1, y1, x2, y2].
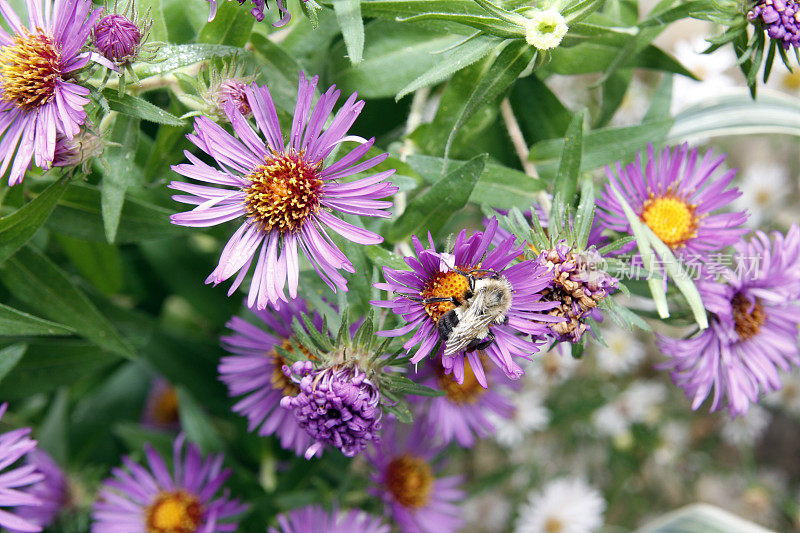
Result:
[93, 14, 142, 63]
[523, 8, 568, 50]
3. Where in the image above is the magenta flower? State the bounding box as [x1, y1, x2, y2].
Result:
[92, 435, 247, 532]
[0, 403, 45, 533]
[269, 505, 389, 533]
[367, 420, 465, 533]
[373, 218, 558, 386]
[170, 73, 398, 309]
[0, 0, 102, 185]
[748, 0, 800, 50]
[657, 225, 800, 417]
[218, 298, 323, 457]
[93, 14, 141, 63]
[12, 450, 68, 532]
[412, 357, 516, 448]
[597, 143, 748, 262]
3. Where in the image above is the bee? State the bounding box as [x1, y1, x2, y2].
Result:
[406, 268, 513, 356]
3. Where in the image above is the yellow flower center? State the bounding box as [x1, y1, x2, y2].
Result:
[640, 195, 697, 247]
[732, 293, 766, 341]
[243, 151, 322, 233]
[781, 69, 800, 91]
[0, 29, 61, 110]
[436, 356, 486, 404]
[146, 491, 203, 533]
[545, 517, 565, 533]
[152, 386, 179, 426]
[385, 454, 434, 509]
[420, 267, 477, 322]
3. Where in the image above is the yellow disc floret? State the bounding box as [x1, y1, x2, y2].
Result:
[243, 150, 322, 233]
[436, 357, 486, 404]
[0, 29, 61, 110]
[146, 491, 203, 533]
[385, 454, 434, 509]
[640, 195, 697, 248]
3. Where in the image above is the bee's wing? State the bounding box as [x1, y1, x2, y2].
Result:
[443, 293, 495, 357]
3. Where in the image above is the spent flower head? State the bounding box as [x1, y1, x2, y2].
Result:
[524, 8, 568, 50]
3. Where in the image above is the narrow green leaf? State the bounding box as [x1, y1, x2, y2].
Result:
[0, 179, 66, 263]
[384, 374, 445, 397]
[0, 344, 26, 383]
[334, 0, 365, 64]
[54, 235, 123, 295]
[177, 386, 225, 452]
[643, 73, 673, 122]
[198, 0, 254, 46]
[396, 35, 501, 100]
[101, 116, 140, 243]
[574, 176, 595, 249]
[445, 41, 535, 160]
[0, 304, 73, 336]
[134, 44, 242, 79]
[0, 247, 136, 358]
[37, 388, 69, 464]
[608, 185, 669, 318]
[102, 89, 185, 126]
[553, 110, 585, 207]
[385, 154, 486, 243]
[366, 246, 409, 271]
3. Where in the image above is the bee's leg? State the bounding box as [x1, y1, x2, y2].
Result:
[418, 297, 454, 304]
[467, 331, 496, 352]
[437, 310, 460, 341]
[468, 268, 501, 278]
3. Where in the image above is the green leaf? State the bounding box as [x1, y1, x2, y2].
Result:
[198, 0, 254, 46]
[669, 89, 800, 142]
[396, 35, 502, 100]
[552, 110, 585, 207]
[137, 0, 167, 41]
[637, 503, 772, 533]
[385, 154, 486, 243]
[0, 304, 73, 336]
[328, 20, 465, 99]
[102, 89, 185, 126]
[0, 247, 136, 359]
[134, 44, 243, 79]
[643, 73, 673, 122]
[366, 246, 409, 270]
[101, 116, 140, 243]
[444, 41, 535, 160]
[54, 235, 123, 295]
[384, 375, 445, 397]
[0, 179, 66, 263]
[0, 340, 119, 398]
[37, 388, 69, 464]
[177, 386, 225, 452]
[0, 344, 26, 383]
[509, 74, 572, 143]
[334, 0, 365, 65]
[48, 183, 185, 243]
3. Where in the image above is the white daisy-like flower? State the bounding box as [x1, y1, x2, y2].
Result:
[527, 347, 579, 386]
[592, 381, 667, 439]
[671, 36, 737, 113]
[653, 421, 690, 466]
[593, 325, 646, 375]
[514, 477, 605, 533]
[732, 164, 790, 227]
[720, 404, 771, 448]
[490, 389, 550, 448]
[523, 9, 568, 50]
[765, 61, 800, 96]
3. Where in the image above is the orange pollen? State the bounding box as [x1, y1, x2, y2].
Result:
[145, 491, 203, 533]
[420, 268, 473, 322]
[385, 454, 434, 508]
[640, 194, 697, 248]
[243, 150, 322, 233]
[436, 357, 486, 404]
[270, 338, 313, 396]
[0, 28, 61, 110]
[732, 293, 766, 341]
[152, 386, 179, 425]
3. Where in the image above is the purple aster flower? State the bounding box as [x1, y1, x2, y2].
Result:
[413, 356, 516, 448]
[218, 297, 323, 457]
[52, 129, 105, 169]
[748, 0, 800, 50]
[91, 434, 247, 532]
[280, 360, 382, 460]
[367, 420, 465, 533]
[12, 449, 68, 532]
[170, 73, 398, 310]
[141, 377, 180, 431]
[216, 79, 251, 118]
[269, 505, 389, 533]
[596, 143, 748, 264]
[657, 224, 800, 417]
[0, 0, 102, 185]
[93, 14, 142, 64]
[537, 240, 619, 343]
[206, 0, 305, 25]
[373, 217, 559, 386]
[0, 403, 46, 533]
